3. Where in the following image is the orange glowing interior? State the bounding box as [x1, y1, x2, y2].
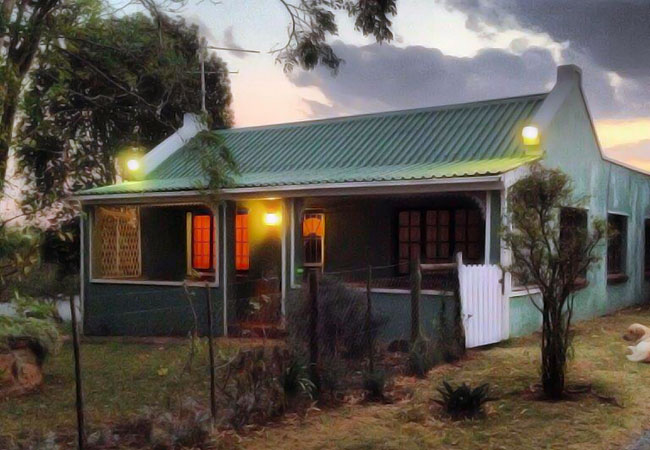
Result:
[192, 214, 212, 270]
[303, 216, 324, 237]
[235, 212, 249, 271]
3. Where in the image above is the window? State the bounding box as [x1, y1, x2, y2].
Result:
[235, 210, 249, 271]
[560, 207, 588, 285]
[303, 212, 325, 267]
[454, 209, 482, 262]
[93, 206, 141, 278]
[399, 211, 421, 273]
[192, 214, 214, 271]
[424, 210, 449, 264]
[607, 213, 627, 282]
[645, 219, 650, 279]
[398, 208, 483, 273]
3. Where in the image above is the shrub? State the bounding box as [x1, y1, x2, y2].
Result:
[218, 348, 284, 430]
[434, 381, 491, 420]
[286, 276, 386, 360]
[407, 338, 440, 378]
[279, 358, 315, 402]
[362, 370, 387, 402]
[0, 293, 61, 364]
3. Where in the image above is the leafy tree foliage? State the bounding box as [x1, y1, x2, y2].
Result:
[16, 11, 233, 224]
[502, 165, 605, 399]
[274, 0, 396, 73]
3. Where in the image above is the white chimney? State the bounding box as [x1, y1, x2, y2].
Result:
[141, 113, 207, 176]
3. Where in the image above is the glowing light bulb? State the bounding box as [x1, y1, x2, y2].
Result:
[264, 212, 281, 226]
[126, 159, 140, 172]
[522, 126, 540, 146]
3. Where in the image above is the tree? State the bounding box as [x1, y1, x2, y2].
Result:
[1, 0, 397, 193]
[16, 11, 233, 225]
[502, 165, 605, 399]
[0, 0, 63, 185]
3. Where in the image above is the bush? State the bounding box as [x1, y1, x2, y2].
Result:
[434, 381, 491, 420]
[407, 338, 441, 378]
[279, 358, 315, 402]
[286, 276, 386, 360]
[0, 293, 61, 364]
[362, 370, 387, 402]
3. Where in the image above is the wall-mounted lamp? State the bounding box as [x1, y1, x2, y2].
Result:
[522, 125, 540, 146]
[264, 211, 281, 226]
[126, 158, 140, 172]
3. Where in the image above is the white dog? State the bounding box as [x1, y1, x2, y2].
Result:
[623, 323, 650, 363]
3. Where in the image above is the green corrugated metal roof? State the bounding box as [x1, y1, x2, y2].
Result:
[80, 93, 546, 196]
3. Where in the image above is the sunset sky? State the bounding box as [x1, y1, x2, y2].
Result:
[120, 0, 650, 170]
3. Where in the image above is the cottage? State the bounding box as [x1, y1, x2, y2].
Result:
[76, 65, 650, 344]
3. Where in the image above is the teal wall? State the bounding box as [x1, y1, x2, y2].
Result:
[508, 85, 650, 337]
[83, 204, 226, 336]
[372, 292, 460, 343]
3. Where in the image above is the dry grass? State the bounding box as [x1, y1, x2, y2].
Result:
[2, 308, 650, 449]
[240, 306, 650, 450]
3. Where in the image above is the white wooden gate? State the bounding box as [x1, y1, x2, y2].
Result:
[456, 253, 509, 348]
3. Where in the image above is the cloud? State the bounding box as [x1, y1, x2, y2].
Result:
[603, 139, 650, 172]
[290, 41, 556, 117]
[438, 0, 650, 120]
[442, 0, 650, 79]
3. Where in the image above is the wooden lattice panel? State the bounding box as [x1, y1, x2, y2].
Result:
[95, 206, 141, 278]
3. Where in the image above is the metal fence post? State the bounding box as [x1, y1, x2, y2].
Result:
[308, 269, 320, 392]
[410, 254, 422, 343]
[366, 264, 374, 373]
[205, 283, 217, 426]
[70, 296, 86, 449]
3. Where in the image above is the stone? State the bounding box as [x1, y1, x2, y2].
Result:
[0, 345, 43, 398]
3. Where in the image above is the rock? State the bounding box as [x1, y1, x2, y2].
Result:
[0, 345, 43, 397]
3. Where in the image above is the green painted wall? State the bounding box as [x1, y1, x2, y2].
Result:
[83, 204, 226, 336]
[372, 292, 460, 342]
[508, 85, 650, 337]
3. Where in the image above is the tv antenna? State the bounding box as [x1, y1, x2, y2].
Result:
[199, 39, 260, 113]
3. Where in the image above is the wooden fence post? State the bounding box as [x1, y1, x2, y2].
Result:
[205, 283, 217, 427]
[410, 254, 422, 343]
[308, 269, 320, 392]
[365, 264, 374, 373]
[69, 296, 86, 450]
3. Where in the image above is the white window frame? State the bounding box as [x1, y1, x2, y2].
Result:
[302, 211, 325, 268]
[90, 203, 219, 287]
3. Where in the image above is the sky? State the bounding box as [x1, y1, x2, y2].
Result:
[121, 0, 650, 170]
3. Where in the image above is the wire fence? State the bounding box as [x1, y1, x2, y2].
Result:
[34, 261, 467, 448]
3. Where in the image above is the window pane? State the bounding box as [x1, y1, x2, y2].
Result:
[303, 213, 325, 266]
[236, 211, 249, 271]
[607, 213, 626, 275]
[192, 214, 213, 270]
[94, 206, 141, 278]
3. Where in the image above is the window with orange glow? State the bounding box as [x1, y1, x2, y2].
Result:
[192, 214, 213, 271]
[303, 213, 325, 266]
[235, 211, 249, 271]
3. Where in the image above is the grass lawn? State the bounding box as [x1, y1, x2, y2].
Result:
[241, 307, 650, 450]
[1, 307, 650, 449]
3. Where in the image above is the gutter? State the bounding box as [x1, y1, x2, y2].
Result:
[73, 175, 505, 204]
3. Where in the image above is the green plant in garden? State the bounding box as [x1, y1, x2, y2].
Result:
[280, 358, 315, 401]
[434, 381, 491, 420]
[0, 293, 61, 364]
[362, 370, 387, 402]
[502, 164, 605, 400]
[407, 337, 441, 378]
